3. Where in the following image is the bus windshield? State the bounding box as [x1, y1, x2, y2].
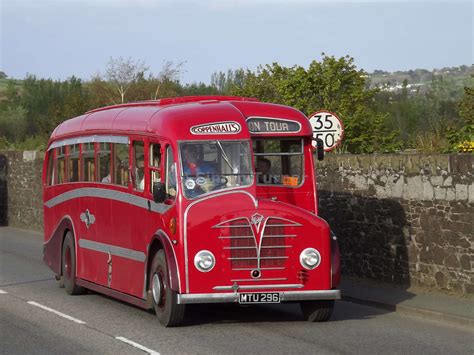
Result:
[179, 140, 253, 198]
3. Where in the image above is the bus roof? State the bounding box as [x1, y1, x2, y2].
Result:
[49, 96, 313, 143]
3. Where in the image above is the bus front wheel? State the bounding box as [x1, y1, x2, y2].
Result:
[300, 300, 334, 322]
[150, 250, 185, 327]
[61, 231, 86, 295]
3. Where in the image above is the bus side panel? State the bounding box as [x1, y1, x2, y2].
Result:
[76, 195, 109, 286]
[105, 195, 148, 298]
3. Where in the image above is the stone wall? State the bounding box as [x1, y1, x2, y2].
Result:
[317, 154, 473, 295]
[0, 151, 44, 230]
[0, 150, 472, 295]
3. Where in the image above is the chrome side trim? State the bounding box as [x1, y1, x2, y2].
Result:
[177, 290, 341, 304]
[183, 190, 258, 293]
[78, 239, 146, 262]
[49, 135, 129, 150]
[213, 283, 304, 291]
[44, 187, 172, 214]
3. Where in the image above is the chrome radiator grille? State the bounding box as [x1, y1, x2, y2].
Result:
[215, 216, 300, 271]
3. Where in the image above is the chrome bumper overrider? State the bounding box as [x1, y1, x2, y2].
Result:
[177, 289, 341, 304]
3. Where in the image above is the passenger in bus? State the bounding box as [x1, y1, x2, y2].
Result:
[150, 156, 161, 185]
[101, 174, 111, 183]
[101, 161, 111, 183]
[256, 158, 276, 184]
[136, 154, 145, 190]
[181, 144, 214, 176]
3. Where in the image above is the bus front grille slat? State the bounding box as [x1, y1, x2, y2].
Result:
[216, 217, 299, 270]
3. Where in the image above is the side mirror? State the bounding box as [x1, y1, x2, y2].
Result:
[316, 138, 324, 161]
[152, 182, 167, 203]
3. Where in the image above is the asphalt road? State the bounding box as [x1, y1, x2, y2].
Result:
[1, 227, 473, 355]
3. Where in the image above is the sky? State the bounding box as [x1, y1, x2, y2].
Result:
[1, 0, 473, 84]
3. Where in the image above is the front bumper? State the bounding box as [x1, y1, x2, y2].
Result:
[177, 289, 341, 304]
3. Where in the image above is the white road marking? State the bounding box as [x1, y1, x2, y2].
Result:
[115, 336, 160, 355]
[0, 290, 8, 294]
[27, 301, 86, 324]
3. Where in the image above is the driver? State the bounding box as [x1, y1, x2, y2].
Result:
[182, 144, 214, 176]
[256, 158, 276, 184]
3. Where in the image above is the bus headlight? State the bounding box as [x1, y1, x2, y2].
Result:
[194, 250, 215, 272]
[300, 248, 321, 269]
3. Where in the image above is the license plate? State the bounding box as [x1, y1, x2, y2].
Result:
[239, 292, 280, 304]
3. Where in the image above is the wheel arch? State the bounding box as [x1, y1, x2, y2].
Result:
[145, 230, 181, 297]
[43, 215, 77, 276]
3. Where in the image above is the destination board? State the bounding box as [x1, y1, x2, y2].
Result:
[247, 117, 301, 134]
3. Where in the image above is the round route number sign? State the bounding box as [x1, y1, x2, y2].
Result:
[308, 110, 344, 152]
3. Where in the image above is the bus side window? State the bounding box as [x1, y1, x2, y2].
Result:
[97, 142, 111, 183]
[165, 145, 177, 199]
[149, 143, 161, 194]
[82, 142, 95, 182]
[56, 146, 66, 184]
[114, 143, 130, 187]
[132, 141, 145, 191]
[46, 149, 54, 186]
[68, 144, 80, 182]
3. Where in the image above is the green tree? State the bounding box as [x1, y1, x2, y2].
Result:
[211, 69, 246, 95]
[0, 105, 28, 143]
[231, 54, 400, 153]
[447, 86, 474, 151]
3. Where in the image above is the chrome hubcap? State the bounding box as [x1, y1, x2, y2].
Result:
[152, 273, 163, 305]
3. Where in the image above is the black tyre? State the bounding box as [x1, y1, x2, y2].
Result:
[150, 250, 185, 327]
[300, 300, 334, 322]
[61, 231, 86, 295]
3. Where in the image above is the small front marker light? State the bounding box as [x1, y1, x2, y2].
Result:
[169, 217, 177, 235]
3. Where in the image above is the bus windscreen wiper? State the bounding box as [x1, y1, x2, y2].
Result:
[215, 141, 237, 173]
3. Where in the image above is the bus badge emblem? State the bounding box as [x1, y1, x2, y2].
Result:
[250, 213, 264, 232]
[80, 209, 96, 229]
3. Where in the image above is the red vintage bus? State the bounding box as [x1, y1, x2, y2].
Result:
[43, 96, 340, 327]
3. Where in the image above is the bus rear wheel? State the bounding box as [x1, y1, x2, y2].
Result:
[61, 231, 86, 295]
[300, 300, 334, 322]
[150, 250, 185, 327]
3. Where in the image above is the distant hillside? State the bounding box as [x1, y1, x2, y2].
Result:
[368, 65, 473, 94]
[1, 64, 473, 99]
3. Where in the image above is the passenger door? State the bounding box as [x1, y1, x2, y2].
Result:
[109, 139, 149, 297]
[76, 142, 111, 285]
